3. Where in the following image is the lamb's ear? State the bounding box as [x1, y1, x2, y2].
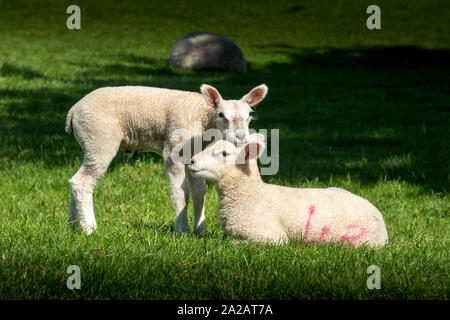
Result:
[239, 133, 265, 162]
[200, 84, 223, 108]
[240, 84, 268, 107]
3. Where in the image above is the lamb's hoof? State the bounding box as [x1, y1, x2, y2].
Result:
[80, 222, 97, 235]
[83, 226, 96, 235]
[68, 221, 96, 235]
[173, 228, 190, 236]
[193, 221, 207, 235]
[193, 230, 208, 237]
[193, 226, 208, 236]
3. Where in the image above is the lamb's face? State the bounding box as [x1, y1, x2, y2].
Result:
[200, 84, 268, 145]
[188, 139, 238, 182]
[188, 133, 265, 182]
[214, 100, 253, 145]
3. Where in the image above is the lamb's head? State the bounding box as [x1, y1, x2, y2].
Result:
[200, 84, 268, 145]
[188, 133, 265, 182]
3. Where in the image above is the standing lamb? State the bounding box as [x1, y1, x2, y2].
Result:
[188, 134, 388, 247]
[65, 84, 268, 235]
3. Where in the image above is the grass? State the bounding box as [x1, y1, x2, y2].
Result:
[0, 0, 448, 299]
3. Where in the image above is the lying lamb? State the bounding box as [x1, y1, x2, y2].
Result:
[65, 84, 268, 235]
[188, 134, 389, 247]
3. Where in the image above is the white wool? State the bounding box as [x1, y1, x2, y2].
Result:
[189, 135, 388, 247]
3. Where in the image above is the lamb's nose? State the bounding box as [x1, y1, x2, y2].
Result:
[190, 159, 195, 165]
[235, 130, 246, 140]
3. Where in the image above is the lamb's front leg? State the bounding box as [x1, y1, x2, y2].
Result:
[164, 157, 190, 235]
[188, 171, 207, 234]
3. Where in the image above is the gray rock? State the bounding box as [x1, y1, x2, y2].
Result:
[169, 32, 247, 73]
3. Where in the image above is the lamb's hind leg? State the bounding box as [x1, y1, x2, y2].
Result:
[69, 164, 98, 234]
[68, 145, 119, 234]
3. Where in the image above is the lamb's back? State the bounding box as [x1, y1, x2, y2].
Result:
[258, 184, 388, 247]
[74, 86, 204, 123]
[68, 86, 209, 151]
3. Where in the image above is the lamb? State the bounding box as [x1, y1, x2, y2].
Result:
[65, 84, 268, 235]
[188, 134, 389, 247]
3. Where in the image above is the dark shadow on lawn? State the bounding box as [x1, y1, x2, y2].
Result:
[0, 46, 448, 193]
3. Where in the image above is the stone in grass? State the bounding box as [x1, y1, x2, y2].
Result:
[169, 32, 247, 73]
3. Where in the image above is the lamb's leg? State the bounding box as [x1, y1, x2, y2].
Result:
[68, 145, 118, 235]
[69, 165, 98, 234]
[188, 171, 207, 234]
[164, 157, 190, 235]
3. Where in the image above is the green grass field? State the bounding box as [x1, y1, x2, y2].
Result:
[0, 0, 448, 299]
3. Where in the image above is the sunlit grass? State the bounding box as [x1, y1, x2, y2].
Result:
[0, 0, 448, 299]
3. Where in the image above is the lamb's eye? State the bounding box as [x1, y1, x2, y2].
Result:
[218, 112, 224, 118]
[222, 151, 228, 157]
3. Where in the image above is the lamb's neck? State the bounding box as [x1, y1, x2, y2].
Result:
[215, 162, 264, 210]
[196, 101, 217, 132]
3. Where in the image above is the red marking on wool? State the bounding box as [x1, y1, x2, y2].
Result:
[304, 205, 316, 238]
[339, 224, 366, 244]
[318, 226, 330, 243]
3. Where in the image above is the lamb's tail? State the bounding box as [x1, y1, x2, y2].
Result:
[65, 108, 74, 134]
